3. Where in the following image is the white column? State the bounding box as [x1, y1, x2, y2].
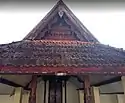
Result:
[121, 76, 125, 103]
[117, 94, 124, 103]
[91, 87, 101, 103]
[46, 81, 49, 103]
[79, 90, 84, 103]
[62, 81, 65, 103]
[22, 91, 30, 103]
[13, 87, 23, 103]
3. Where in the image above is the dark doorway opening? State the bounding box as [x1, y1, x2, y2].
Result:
[48, 76, 62, 103]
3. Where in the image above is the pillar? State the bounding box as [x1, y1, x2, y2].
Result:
[79, 90, 84, 103]
[22, 91, 30, 103]
[121, 76, 125, 103]
[91, 87, 100, 103]
[46, 80, 49, 103]
[62, 80, 67, 103]
[44, 80, 47, 103]
[26, 91, 30, 103]
[62, 81, 65, 103]
[117, 94, 124, 103]
[83, 75, 93, 103]
[14, 87, 23, 103]
[29, 75, 37, 103]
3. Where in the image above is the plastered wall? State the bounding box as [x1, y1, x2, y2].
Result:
[36, 80, 44, 103]
[0, 93, 28, 103]
[66, 81, 79, 103]
[0, 95, 14, 103]
[100, 94, 117, 103]
[0, 81, 124, 103]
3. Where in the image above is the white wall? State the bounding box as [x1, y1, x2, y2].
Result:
[36, 80, 45, 103]
[0, 93, 30, 103]
[100, 94, 117, 103]
[0, 95, 14, 103]
[0, 80, 124, 103]
[66, 81, 79, 103]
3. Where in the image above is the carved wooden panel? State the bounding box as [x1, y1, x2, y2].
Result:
[40, 13, 79, 40]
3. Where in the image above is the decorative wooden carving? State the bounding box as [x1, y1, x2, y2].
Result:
[35, 13, 81, 40]
[29, 76, 37, 103]
[83, 75, 93, 103]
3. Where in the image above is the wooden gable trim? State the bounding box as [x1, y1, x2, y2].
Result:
[23, 0, 98, 42]
[0, 66, 125, 75]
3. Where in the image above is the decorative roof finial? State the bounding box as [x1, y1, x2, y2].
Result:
[58, 6, 64, 18]
[57, 0, 65, 5]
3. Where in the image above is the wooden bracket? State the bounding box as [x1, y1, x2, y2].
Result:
[29, 76, 37, 103]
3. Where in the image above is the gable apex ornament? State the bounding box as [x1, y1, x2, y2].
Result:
[58, 6, 64, 18]
[57, 0, 64, 4]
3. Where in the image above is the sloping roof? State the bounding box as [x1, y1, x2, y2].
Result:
[0, 40, 125, 68]
[0, 0, 125, 74]
[23, 0, 98, 42]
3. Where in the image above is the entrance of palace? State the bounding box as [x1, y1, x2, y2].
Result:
[48, 76, 63, 103]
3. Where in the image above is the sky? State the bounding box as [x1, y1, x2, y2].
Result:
[0, 1, 125, 49]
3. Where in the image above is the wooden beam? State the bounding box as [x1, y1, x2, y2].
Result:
[73, 76, 122, 91]
[0, 77, 30, 90]
[14, 87, 23, 103]
[83, 75, 93, 103]
[78, 91, 124, 95]
[25, 80, 32, 89]
[1, 66, 125, 75]
[25, 75, 41, 89]
[77, 76, 121, 91]
[92, 76, 121, 86]
[100, 92, 124, 95]
[29, 76, 37, 103]
[73, 76, 84, 82]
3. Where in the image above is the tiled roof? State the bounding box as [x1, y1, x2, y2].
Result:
[0, 40, 125, 68]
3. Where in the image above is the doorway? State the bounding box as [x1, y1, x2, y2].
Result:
[48, 76, 62, 103]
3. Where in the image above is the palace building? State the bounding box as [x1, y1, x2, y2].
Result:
[0, 0, 125, 103]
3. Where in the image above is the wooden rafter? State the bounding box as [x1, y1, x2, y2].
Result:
[0, 77, 30, 90]
[100, 92, 124, 95]
[77, 76, 121, 90]
[92, 76, 121, 86]
[25, 80, 32, 89]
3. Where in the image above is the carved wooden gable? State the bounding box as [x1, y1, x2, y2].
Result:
[35, 12, 81, 40]
[24, 0, 99, 42]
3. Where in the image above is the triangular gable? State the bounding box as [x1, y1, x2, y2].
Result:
[23, 0, 99, 42]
